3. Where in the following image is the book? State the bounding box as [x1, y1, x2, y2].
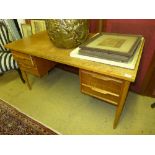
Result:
[79, 33, 142, 62]
[70, 37, 144, 70]
[79, 49, 131, 62]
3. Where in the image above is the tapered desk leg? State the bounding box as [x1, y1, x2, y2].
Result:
[21, 70, 31, 90]
[113, 81, 130, 129]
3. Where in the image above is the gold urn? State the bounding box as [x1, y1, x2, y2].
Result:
[45, 19, 89, 49]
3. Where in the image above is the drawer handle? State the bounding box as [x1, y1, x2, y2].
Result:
[19, 64, 36, 69]
[81, 70, 123, 83]
[13, 54, 29, 59]
[91, 74, 123, 83]
[29, 56, 34, 66]
[13, 55, 34, 66]
[92, 87, 120, 97]
[82, 83, 120, 97]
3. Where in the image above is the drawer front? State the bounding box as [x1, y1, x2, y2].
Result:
[20, 65, 39, 76]
[81, 83, 119, 105]
[80, 70, 123, 95]
[12, 51, 35, 67]
[12, 51, 56, 77]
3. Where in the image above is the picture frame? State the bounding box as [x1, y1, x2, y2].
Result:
[79, 33, 142, 57]
[21, 24, 32, 38]
[31, 20, 46, 34]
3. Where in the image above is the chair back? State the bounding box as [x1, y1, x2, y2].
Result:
[0, 22, 11, 52]
[0, 52, 18, 73]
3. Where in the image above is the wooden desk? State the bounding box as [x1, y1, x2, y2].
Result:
[5, 31, 144, 128]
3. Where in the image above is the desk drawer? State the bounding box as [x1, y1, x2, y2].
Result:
[80, 69, 125, 105]
[81, 83, 119, 105]
[12, 51, 56, 77]
[12, 51, 35, 67]
[80, 69, 123, 95]
[20, 65, 40, 76]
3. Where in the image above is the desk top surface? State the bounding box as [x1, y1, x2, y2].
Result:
[5, 31, 144, 82]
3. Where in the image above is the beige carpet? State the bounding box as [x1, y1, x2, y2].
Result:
[0, 68, 155, 134]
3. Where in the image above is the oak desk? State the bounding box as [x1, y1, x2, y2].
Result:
[5, 31, 144, 128]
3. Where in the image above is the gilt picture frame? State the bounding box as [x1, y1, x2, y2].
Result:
[21, 24, 32, 38]
[79, 33, 142, 57]
[31, 20, 46, 34]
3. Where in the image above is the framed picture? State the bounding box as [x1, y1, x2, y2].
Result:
[31, 20, 46, 34]
[79, 33, 142, 57]
[21, 24, 32, 38]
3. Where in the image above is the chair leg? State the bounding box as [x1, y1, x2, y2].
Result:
[16, 69, 25, 83]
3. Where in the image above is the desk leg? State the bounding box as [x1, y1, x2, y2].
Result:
[21, 70, 31, 90]
[113, 81, 130, 129]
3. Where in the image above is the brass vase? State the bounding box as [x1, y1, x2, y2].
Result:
[45, 19, 89, 49]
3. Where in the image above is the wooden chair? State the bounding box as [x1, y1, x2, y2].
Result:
[0, 21, 25, 83]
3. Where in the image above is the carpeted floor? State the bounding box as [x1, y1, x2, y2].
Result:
[0, 99, 57, 135]
[0, 68, 155, 134]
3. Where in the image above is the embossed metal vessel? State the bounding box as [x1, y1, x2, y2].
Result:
[45, 19, 89, 49]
